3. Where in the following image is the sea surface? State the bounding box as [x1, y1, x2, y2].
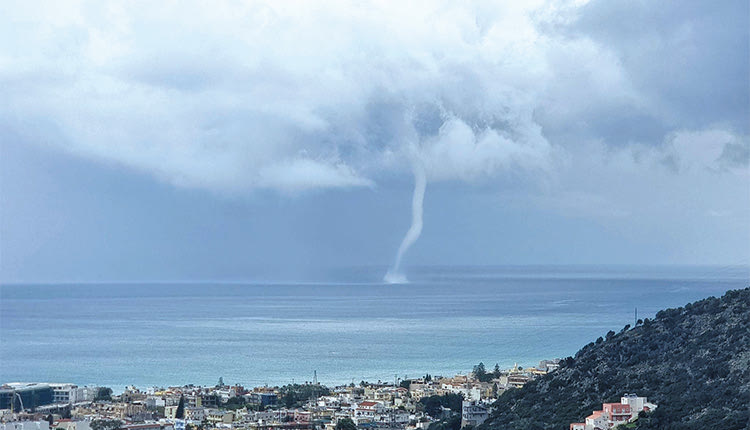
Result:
[1, 265, 747, 390]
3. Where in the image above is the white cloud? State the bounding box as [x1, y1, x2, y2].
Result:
[533, 128, 749, 237]
[0, 0, 747, 198]
[666, 129, 747, 173]
[421, 115, 550, 181]
[0, 0, 557, 192]
[257, 158, 374, 192]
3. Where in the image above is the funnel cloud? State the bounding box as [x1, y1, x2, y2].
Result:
[385, 161, 427, 283]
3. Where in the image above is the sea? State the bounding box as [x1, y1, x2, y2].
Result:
[1, 265, 747, 390]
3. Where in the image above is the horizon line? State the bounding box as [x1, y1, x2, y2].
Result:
[2, 263, 748, 286]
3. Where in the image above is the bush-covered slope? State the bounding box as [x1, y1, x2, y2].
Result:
[481, 288, 750, 430]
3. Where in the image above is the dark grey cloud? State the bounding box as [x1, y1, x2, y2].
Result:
[542, 0, 749, 146]
[718, 141, 750, 169]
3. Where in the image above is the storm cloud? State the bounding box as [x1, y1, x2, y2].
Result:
[2, 0, 747, 191]
[0, 0, 748, 281]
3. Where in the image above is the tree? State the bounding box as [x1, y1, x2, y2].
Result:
[419, 393, 464, 418]
[95, 387, 113, 402]
[218, 377, 224, 387]
[427, 415, 461, 430]
[90, 420, 122, 430]
[472, 362, 494, 382]
[223, 395, 247, 410]
[473, 362, 487, 381]
[493, 363, 501, 378]
[336, 417, 357, 430]
[175, 395, 185, 419]
[278, 384, 331, 409]
[482, 288, 750, 430]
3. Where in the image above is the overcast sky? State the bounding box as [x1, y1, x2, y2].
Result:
[1, 0, 748, 282]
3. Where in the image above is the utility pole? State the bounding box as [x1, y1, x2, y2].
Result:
[311, 371, 318, 430]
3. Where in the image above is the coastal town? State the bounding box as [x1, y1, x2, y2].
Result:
[1, 361, 553, 430]
[0, 360, 656, 430]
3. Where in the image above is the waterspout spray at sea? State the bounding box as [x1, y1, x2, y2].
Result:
[384, 162, 426, 284]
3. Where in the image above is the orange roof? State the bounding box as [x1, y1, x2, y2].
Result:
[603, 403, 631, 412]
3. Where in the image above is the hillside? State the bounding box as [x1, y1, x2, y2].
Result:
[480, 287, 750, 430]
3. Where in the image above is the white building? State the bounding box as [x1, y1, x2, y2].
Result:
[48, 384, 96, 404]
[55, 419, 92, 430]
[184, 406, 205, 422]
[205, 409, 233, 425]
[1, 423, 50, 430]
[213, 389, 236, 402]
[620, 394, 657, 418]
[49, 384, 91, 404]
[461, 401, 488, 428]
[146, 397, 166, 409]
[353, 401, 385, 424]
[442, 384, 483, 402]
[584, 411, 608, 430]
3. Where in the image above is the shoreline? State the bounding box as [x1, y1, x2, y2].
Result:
[0, 358, 560, 396]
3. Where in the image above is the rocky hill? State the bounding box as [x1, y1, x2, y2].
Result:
[480, 287, 750, 430]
